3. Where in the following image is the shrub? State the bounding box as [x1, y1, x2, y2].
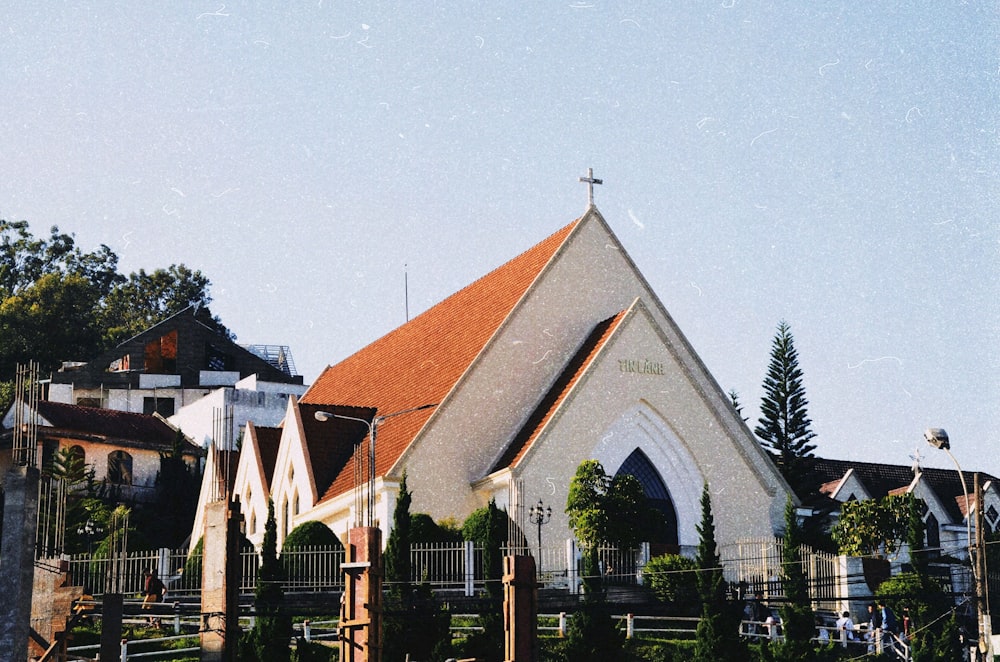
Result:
[644, 554, 699, 615]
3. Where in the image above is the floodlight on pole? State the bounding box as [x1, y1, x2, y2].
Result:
[924, 427, 990, 656]
[314, 403, 437, 528]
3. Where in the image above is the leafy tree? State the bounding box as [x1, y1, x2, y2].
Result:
[99, 265, 230, 345]
[385, 471, 413, 599]
[566, 459, 662, 594]
[0, 217, 229, 383]
[755, 321, 817, 497]
[644, 553, 699, 615]
[693, 483, 745, 662]
[247, 499, 291, 662]
[411, 513, 463, 543]
[832, 493, 914, 558]
[0, 273, 104, 376]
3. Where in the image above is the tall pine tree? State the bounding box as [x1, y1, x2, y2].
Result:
[755, 321, 817, 498]
[247, 499, 290, 662]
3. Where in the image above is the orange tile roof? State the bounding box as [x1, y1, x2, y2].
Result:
[302, 220, 580, 504]
[491, 311, 628, 472]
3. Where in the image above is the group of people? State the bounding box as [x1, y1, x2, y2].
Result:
[743, 592, 906, 653]
[831, 601, 904, 653]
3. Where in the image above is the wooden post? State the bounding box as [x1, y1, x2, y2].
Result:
[503, 555, 537, 662]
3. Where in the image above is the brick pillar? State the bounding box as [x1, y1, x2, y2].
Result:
[201, 499, 242, 662]
[340, 526, 382, 662]
[503, 555, 538, 662]
[0, 465, 40, 662]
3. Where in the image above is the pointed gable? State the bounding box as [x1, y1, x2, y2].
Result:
[301, 220, 579, 503]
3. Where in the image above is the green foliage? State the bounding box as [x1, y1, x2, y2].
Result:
[566, 459, 664, 554]
[754, 321, 816, 498]
[383, 473, 453, 662]
[291, 639, 337, 662]
[281, 521, 343, 550]
[151, 430, 201, 549]
[559, 604, 625, 662]
[248, 499, 291, 662]
[644, 554, 699, 615]
[384, 471, 412, 598]
[832, 493, 915, 557]
[411, 513, 463, 543]
[693, 483, 745, 662]
[460, 498, 506, 662]
[0, 217, 228, 380]
[776, 498, 815, 659]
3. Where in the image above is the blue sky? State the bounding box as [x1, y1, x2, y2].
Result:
[1, 2, 996, 473]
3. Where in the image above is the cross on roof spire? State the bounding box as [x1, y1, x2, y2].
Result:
[578, 167, 602, 208]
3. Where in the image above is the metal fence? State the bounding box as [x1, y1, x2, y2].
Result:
[64, 536, 842, 606]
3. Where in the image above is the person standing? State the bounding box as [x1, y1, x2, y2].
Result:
[835, 610, 855, 647]
[142, 568, 166, 627]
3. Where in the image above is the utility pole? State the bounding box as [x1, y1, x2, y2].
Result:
[975, 474, 992, 659]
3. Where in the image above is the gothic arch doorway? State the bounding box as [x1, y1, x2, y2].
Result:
[615, 448, 679, 548]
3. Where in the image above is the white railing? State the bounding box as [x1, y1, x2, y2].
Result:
[64, 536, 844, 604]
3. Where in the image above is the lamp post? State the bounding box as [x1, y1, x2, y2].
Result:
[925, 428, 991, 658]
[315, 404, 436, 528]
[528, 499, 551, 571]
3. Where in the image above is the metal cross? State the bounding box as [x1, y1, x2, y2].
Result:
[578, 167, 602, 208]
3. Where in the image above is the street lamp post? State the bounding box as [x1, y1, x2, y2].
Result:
[925, 428, 991, 658]
[315, 404, 436, 528]
[528, 499, 551, 571]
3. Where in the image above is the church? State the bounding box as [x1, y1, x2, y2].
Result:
[230, 205, 795, 551]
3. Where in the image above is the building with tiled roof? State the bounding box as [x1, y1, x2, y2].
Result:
[241, 207, 794, 550]
[0, 399, 202, 503]
[808, 456, 1000, 559]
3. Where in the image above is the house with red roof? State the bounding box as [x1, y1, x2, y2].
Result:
[0, 399, 202, 503]
[235, 207, 795, 550]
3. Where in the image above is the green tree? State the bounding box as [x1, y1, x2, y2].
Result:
[99, 265, 230, 345]
[0, 272, 104, 376]
[383, 472, 451, 662]
[247, 499, 291, 662]
[150, 430, 201, 549]
[459, 498, 506, 662]
[0, 218, 228, 383]
[693, 483, 745, 662]
[771, 498, 815, 662]
[832, 494, 914, 558]
[566, 459, 661, 594]
[755, 321, 817, 498]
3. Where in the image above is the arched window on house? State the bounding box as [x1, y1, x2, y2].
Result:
[107, 450, 133, 486]
[615, 448, 679, 549]
[925, 512, 941, 557]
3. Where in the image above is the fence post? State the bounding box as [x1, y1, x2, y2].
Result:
[626, 613, 634, 639]
[303, 619, 311, 642]
[566, 539, 578, 595]
[637, 542, 650, 585]
[464, 541, 476, 597]
[174, 601, 181, 634]
[559, 612, 566, 637]
[120, 637, 128, 662]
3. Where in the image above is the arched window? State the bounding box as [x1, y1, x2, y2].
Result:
[107, 450, 133, 486]
[283, 497, 290, 539]
[615, 448, 679, 547]
[925, 512, 940, 557]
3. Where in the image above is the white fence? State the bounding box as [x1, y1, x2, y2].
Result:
[64, 537, 844, 605]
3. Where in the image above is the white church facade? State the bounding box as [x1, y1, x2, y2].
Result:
[228, 207, 796, 551]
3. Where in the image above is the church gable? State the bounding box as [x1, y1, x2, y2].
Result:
[499, 299, 791, 547]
